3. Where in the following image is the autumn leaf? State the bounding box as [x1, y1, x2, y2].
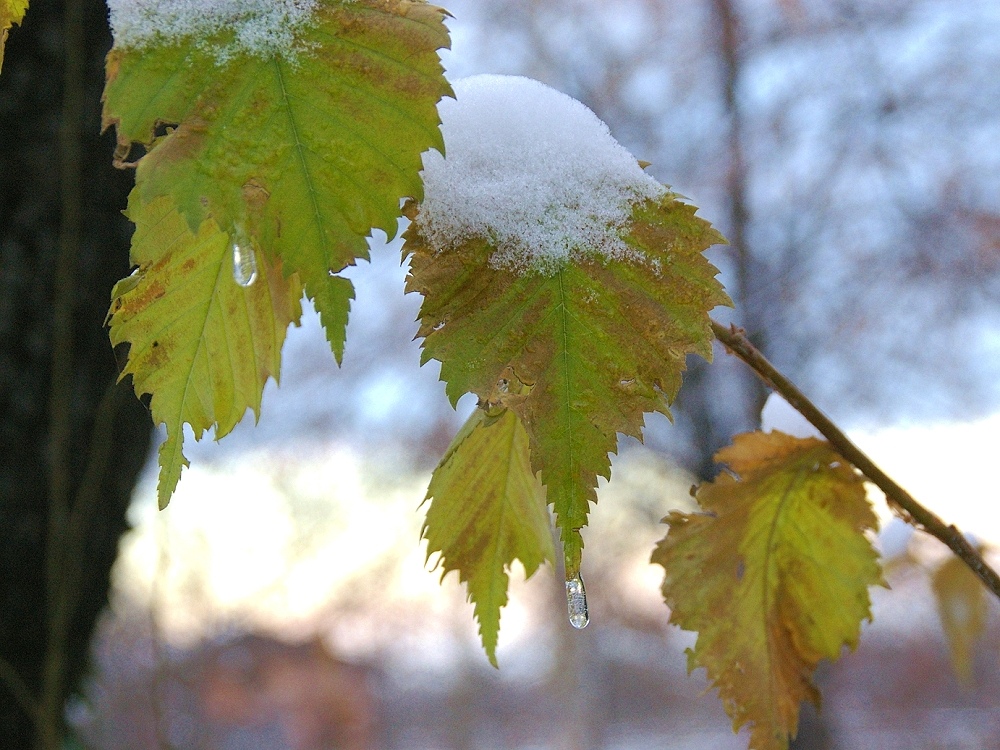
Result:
[651, 431, 883, 750]
[423, 404, 554, 666]
[406, 193, 728, 576]
[102, 0, 450, 359]
[0, 0, 27, 74]
[108, 195, 302, 508]
[931, 553, 989, 684]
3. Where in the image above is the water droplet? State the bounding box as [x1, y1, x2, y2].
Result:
[232, 235, 258, 287]
[565, 572, 589, 629]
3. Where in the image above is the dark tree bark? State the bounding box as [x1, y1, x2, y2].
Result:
[0, 0, 152, 746]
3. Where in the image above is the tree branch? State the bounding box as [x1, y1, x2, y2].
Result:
[711, 319, 1000, 601]
[0, 656, 39, 730]
[59, 383, 122, 622]
[39, 0, 87, 743]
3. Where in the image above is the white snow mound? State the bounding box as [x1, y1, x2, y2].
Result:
[107, 0, 323, 58]
[418, 75, 666, 274]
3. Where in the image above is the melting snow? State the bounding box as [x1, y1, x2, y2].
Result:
[418, 74, 666, 274]
[107, 0, 322, 59]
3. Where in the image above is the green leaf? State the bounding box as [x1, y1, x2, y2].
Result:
[405, 195, 729, 575]
[931, 553, 989, 684]
[0, 0, 27, 74]
[651, 431, 883, 750]
[108, 195, 302, 508]
[423, 404, 554, 667]
[102, 0, 451, 360]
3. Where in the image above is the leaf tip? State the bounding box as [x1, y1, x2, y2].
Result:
[485, 647, 499, 670]
[156, 427, 189, 509]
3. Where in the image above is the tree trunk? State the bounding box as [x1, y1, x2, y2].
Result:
[0, 0, 152, 746]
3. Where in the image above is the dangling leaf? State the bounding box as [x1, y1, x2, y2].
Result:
[423, 404, 554, 666]
[108, 195, 302, 508]
[103, 0, 451, 359]
[931, 553, 989, 684]
[406, 195, 728, 577]
[0, 0, 27, 73]
[651, 431, 883, 750]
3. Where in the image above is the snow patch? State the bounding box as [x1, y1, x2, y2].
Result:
[418, 75, 666, 274]
[107, 0, 327, 59]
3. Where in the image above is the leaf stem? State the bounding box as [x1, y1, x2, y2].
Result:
[711, 319, 1000, 601]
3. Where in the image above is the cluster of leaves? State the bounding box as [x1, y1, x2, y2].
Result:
[650, 432, 991, 748]
[408, 192, 729, 661]
[101, 0, 451, 507]
[0, 0, 978, 747]
[406, 196, 729, 580]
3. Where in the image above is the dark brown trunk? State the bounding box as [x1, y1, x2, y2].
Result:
[0, 0, 152, 745]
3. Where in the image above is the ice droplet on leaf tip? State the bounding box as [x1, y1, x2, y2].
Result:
[566, 572, 590, 629]
[232, 240, 258, 287]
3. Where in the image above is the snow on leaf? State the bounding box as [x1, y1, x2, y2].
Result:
[423, 404, 554, 667]
[108, 195, 302, 508]
[102, 0, 450, 360]
[651, 431, 883, 750]
[931, 553, 989, 684]
[107, 0, 320, 61]
[0, 0, 28, 74]
[418, 75, 667, 274]
[405, 190, 729, 576]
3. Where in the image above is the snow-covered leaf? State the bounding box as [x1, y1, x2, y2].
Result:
[405, 76, 729, 575]
[103, 0, 450, 359]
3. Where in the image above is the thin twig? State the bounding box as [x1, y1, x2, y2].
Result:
[711, 0, 751, 320]
[711, 319, 1000, 601]
[0, 655, 40, 729]
[57, 383, 122, 637]
[150, 511, 173, 750]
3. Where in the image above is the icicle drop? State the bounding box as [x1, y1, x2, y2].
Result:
[565, 572, 590, 629]
[231, 236, 258, 287]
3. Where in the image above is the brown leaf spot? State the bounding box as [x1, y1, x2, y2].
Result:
[242, 179, 271, 213]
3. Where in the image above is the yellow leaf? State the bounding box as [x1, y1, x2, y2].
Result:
[108, 195, 302, 507]
[651, 431, 883, 750]
[0, 0, 28, 74]
[931, 554, 988, 684]
[423, 405, 554, 666]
